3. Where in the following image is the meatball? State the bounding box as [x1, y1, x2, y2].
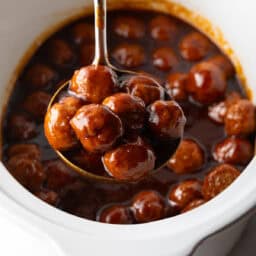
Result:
[8, 113, 37, 140]
[125, 75, 164, 106]
[208, 101, 227, 124]
[181, 199, 205, 213]
[103, 143, 156, 181]
[23, 91, 51, 119]
[34, 189, 59, 206]
[202, 164, 240, 200]
[70, 65, 118, 103]
[24, 63, 57, 89]
[44, 160, 76, 192]
[70, 104, 123, 153]
[113, 16, 145, 39]
[208, 55, 234, 78]
[132, 190, 165, 223]
[44, 96, 83, 151]
[7, 143, 41, 160]
[46, 39, 75, 68]
[80, 44, 95, 66]
[168, 179, 202, 210]
[103, 93, 146, 130]
[7, 156, 46, 191]
[112, 44, 145, 68]
[153, 47, 178, 71]
[98, 205, 133, 224]
[148, 100, 186, 139]
[213, 137, 253, 165]
[71, 23, 94, 45]
[225, 99, 256, 136]
[149, 15, 177, 41]
[165, 73, 188, 101]
[179, 32, 211, 61]
[187, 61, 227, 104]
[168, 139, 205, 174]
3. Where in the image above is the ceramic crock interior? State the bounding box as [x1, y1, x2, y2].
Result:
[0, 0, 255, 249]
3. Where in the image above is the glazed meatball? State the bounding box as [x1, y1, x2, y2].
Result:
[132, 190, 165, 223]
[112, 44, 145, 68]
[46, 39, 75, 68]
[103, 93, 146, 130]
[23, 91, 51, 119]
[208, 101, 227, 124]
[44, 160, 76, 191]
[80, 44, 95, 66]
[8, 113, 37, 140]
[7, 143, 41, 160]
[7, 156, 46, 191]
[70, 104, 123, 153]
[70, 65, 118, 103]
[165, 73, 188, 101]
[181, 199, 205, 213]
[148, 100, 186, 139]
[225, 99, 256, 136]
[34, 189, 59, 206]
[103, 143, 155, 181]
[44, 96, 83, 151]
[113, 16, 145, 39]
[187, 61, 227, 104]
[213, 137, 253, 165]
[98, 205, 133, 224]
[202, 164, 240, 200]
[153, 47, 178, 71]
[179, 32, 211, 61]
[125, 75, 164, 106]
[25, 63, 57, 89]
[168, 139, 205, 174]
[168, 179, 202, 210]
[149, 15, 177, 41]
[208, 55, 234, 78]
[71, 23, 94, 45]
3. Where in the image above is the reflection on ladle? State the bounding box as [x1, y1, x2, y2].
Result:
[44, 0, 186, 182]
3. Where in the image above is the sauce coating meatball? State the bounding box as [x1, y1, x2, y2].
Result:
[35, 189, 59, 206]
[70, 65, 118, 103]
[202, 164, 240, 200]
[213, 137, 253, 165]
[70, 104, 123, 153]
[7, 143, 41, 160]
[46, 39, 75, 68]
[113, 16, 145, 39]
[103, 143, 155, 181]
[98, 205, 133, 224]
[125, 75, 164, 106]
[208, 55, 234, 78]
[132, 190, 165, 223]
[181, 199, 205, 213]
[112, 44, 145, 68]
[224, 99, 256, 136]
[208, 101, 227, 124]
[165, 73, 188, 101]
[148, 100, 186, 139]
[187, 61, 227, 104]
[168, 139, 205, 174]
[179, 32, 211, 61]
[153, 47, 178, 71]
[44, 96, 83, 151]
[71, 23, 94, 45]
[23, 91, 51, 119]
[168, 179, 202, 210]
[24, 63, 57, 89]
[149, 15, 177, 41]
[103, 93, 146, 130]
[7, 156, 46, 191]
[8, 113, 37, 140]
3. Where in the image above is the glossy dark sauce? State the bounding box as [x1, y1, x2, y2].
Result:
[2, 10, 250, 222]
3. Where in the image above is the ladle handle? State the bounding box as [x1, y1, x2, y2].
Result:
[93, 0, 109, 66]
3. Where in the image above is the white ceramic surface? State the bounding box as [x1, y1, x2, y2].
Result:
[0, 0, 255, 255]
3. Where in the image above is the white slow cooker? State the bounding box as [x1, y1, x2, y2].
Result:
[0, 0, 255, 255]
